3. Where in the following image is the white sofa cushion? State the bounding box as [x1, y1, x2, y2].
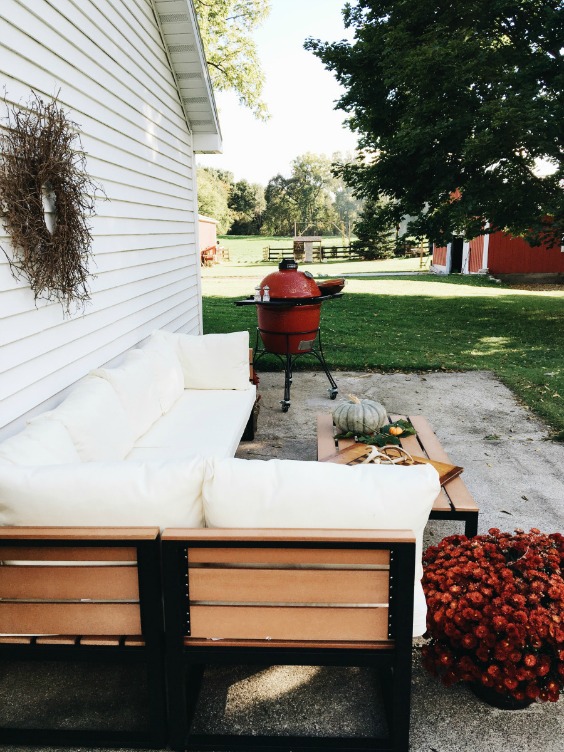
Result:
[127, 387, 256, 461]
[141, 332, 185, 412]
[176, 331, 251, 390]
[0, 418, 80, 466]
[0, 458, 206, 529]
[93, 350, 163, 440]
[42, 376, 134, 461]
[203, 458, 440, 636]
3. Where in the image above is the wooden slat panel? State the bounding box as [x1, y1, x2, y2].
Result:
[0, 547, 136, 562]
[124, 636, 145, 647]
[184, 637, 394, 650]
[0, 603, 141, 635]
[190, 606, 389, 642]
[407, 415, 479, 513]
[407, 416, 452, 463]
[0, 636, 33, 644]
[391, 415, 454, 513]
[0, 566, 139, 600]
[189, 569, 389, 604]
[79, 636, 121, 646]
[0, 527, 158, 541]
[440, 477, 480, 513]
[435, 488, 456, 512]
[35, 636, 77, 645]
[316, 412, 337, 459]
[188, 547, 390, 567]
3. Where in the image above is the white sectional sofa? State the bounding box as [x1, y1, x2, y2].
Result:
[0, 329, 440, 636]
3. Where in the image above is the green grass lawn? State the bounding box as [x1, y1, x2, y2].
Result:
[202, 274, 564, 439]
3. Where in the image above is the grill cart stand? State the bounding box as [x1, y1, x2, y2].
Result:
[235, 259, 343, 412]
[253, 326, 338, 411]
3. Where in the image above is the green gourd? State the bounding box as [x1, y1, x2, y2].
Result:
[332, 394, 388, 434]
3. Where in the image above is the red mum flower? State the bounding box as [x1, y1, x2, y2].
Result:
[422, 529, 564, 701]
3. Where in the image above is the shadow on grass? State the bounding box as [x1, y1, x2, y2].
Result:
[203, 289, 564, 436]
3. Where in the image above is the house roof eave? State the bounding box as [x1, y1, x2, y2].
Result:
[151, 0, 223, 153]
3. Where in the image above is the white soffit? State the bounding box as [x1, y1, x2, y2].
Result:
[152, 0, 222, 153]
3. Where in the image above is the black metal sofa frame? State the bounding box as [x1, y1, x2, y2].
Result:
[162, 528, 416, 752]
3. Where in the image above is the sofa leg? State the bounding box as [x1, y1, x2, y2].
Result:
[241, 397, 260, 441]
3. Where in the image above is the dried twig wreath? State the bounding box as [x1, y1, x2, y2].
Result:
[0, 94, 100, 313]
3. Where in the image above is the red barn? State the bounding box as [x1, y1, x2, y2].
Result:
[432, 232, 564, 278]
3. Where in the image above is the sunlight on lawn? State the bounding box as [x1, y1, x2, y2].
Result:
[202, 275, 564, 301]
[470, 336, 513, 356]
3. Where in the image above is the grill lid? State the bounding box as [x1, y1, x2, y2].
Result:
[260, 259, 321, 299]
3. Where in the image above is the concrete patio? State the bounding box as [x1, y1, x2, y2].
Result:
[1, 369, 562, 752]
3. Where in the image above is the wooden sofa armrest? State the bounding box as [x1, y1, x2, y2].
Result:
[163, 527, 414, 544]
[0, 526, 159, 541]
[249, 347, 255, 382]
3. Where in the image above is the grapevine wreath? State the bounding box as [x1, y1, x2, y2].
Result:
[0, 94, 100, 313]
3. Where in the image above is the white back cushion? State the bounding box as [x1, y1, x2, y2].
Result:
[177, 331, 251, 390]
[203, 458, 440, 636]
[0, 419, 80, 466]
[43, 376, 134, 461]
[93, 350, 163, 440]
[0, 458, 206, 529]
[140, 333, 185, 412]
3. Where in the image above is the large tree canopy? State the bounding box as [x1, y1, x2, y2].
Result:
[194, 0, 271, 120]
[306, 0, 564, 244]
[262, 153, 339, 235]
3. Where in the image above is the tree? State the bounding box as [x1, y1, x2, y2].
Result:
[262, 153, 339, 235]
[306, 1, 564, 245]
[332, 152, 364, 238]
[194, 0, 271, 120]
[196, 166, 234, 234]
[353, 198, 398, 258]
[229, 179, 266, 234]
[262, 174, 295, 235]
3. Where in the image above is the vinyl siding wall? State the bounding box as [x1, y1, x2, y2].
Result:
[0, 0, 201, 439]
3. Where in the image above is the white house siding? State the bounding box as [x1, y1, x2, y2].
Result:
[0, 0, 204, 439]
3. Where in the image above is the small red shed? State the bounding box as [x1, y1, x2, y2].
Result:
[198, 214, 219, 266]
[433, 231, 564, 277]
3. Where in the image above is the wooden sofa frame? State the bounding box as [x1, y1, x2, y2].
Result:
[0, 527, 167, 748]
[162, 528, 417, 752]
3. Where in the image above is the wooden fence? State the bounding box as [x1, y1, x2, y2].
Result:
[263, 245, 364, 262]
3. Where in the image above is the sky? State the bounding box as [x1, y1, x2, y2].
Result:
[196, 0, 359, 187]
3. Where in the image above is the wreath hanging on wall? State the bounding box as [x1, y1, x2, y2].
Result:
[0, 94, 100, 314]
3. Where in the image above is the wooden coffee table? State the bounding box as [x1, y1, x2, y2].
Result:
[316, 413, 479, 537]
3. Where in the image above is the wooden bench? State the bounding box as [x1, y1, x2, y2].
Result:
[317, 413, 479, 537]
[0, 527, 167, 748]
[162, 528, 417, 752]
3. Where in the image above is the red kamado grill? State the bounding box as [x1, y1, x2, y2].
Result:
[236, 259, 344, 411]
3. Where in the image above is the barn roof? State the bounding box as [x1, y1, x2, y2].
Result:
[152, 0, 222, 153]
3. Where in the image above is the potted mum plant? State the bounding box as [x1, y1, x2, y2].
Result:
[422, 528, 564, 708]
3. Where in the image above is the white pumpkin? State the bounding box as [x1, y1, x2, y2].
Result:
[332, 395, 388, 434]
